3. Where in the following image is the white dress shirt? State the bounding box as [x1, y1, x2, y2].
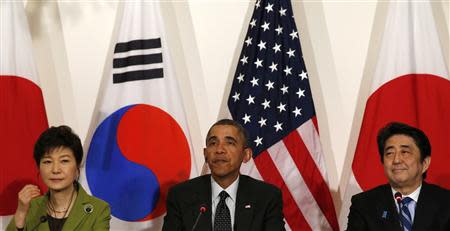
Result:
[211, 176, 239, 230]
[391, 184, 421, 222]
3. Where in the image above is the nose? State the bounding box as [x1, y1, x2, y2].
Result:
[51, 162, 61, 173]
[215, 142, 226, 154]
[392, 152, 402, 164]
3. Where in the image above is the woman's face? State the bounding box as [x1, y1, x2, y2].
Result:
[39, 146, 78, 192]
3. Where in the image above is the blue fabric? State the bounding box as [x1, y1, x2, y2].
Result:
[401, 197, 414, 231]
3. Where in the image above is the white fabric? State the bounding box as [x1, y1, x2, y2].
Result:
[79, 1, 198, 230]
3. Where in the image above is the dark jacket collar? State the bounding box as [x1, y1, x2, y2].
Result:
[234, 175, 254, 231]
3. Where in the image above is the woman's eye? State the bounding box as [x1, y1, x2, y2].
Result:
[61, 159, 70, 163]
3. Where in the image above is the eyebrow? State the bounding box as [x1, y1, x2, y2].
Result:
[206, 136, 218, 143]
[400, 145, 412, 149]
[384, 144, 412, 151]
[224, 136, 238, 143]
[42, 153, 73, 159]
[384, 146, 394, 151]
[206, 136, 238, 143]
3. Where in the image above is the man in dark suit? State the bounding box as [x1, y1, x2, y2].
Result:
[346, 122, 450, 231]
[162, 119, 285, 231]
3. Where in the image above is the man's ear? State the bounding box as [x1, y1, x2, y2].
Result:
[422, 156, 431, 174]
[203, 148, 208, 162]
[242, 148, 252, 163]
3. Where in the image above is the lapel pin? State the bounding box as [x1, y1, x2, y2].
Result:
[245, 204, 251, 209]
[382, 211, 388, 219]
[84, 204, 94, 214]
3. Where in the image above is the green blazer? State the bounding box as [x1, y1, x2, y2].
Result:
[7, 184, 110, 231]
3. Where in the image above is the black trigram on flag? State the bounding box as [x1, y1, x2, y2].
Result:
[113, 38, 164, 84]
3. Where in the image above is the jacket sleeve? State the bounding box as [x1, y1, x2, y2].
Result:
[346, 195, 367, 231]
[263, 187, 286, 231]
[91, 203, 111, 231]
[162, 188, 184, 231]
[6, 217, 20, 231]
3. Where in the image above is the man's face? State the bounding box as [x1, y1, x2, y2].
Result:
[382, 134, 430, 190]
[204, 125, 251, 182]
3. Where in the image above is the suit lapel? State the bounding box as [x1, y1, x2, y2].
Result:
[28, 196, 50, 231]
[376, 185, 403, 231]
[191, 175, 213, 231]
[412, 183, 435, 230]
[62, 185, 89, 231]
[234, 176, 253, 231]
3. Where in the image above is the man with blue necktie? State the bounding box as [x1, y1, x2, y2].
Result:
[346, 122, 450, 231]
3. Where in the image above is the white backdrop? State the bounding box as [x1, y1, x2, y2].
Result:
[22, 0, 449, 213]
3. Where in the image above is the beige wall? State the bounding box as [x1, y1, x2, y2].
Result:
[24, 0, 449, 217]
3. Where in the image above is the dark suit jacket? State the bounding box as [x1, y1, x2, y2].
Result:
[346, 182, 450, 231]
[162, 174, 285, 231]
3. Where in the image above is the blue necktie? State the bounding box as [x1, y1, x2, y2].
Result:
[214, 191, 231, 231]
[400, 197, 414, 231]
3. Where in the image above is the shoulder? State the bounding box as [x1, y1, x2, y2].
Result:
[422, 182, 450, 193]
[421, 182, 450, 202]
[168, 175, 210, 194]
[77, 184, 110, 210]
[239, 175, 281, 196]
[351, 184, 390, 203]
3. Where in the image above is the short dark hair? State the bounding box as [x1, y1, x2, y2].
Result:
[34, 125, 83, 167]
[377, 122, 431, 178]
[206, 119, 249, 147]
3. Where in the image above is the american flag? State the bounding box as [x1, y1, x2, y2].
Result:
[227, 0, 338, 230]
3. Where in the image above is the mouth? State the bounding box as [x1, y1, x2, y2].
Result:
[211, 159, 228, 165]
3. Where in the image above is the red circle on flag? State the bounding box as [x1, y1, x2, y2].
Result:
[353, 74, 450, 191]
[0, 76, 48, 215]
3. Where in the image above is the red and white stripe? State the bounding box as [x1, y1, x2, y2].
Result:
[240, 117, 339, 231]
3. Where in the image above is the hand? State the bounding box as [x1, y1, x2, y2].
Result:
[14, 185, 41, 228]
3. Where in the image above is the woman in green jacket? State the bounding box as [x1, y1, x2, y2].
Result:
[7, 126, 111, 231]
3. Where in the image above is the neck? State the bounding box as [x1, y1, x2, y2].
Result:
[49, 184, 76, 208]
[392, 181, 422, 195]
[213, 173, 239, 189]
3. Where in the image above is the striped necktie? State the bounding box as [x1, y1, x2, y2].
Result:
[400, 197, 414, 231]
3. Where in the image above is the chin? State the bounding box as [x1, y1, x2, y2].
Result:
[212, 171, 229, 178]
[48, 184, 72, 192]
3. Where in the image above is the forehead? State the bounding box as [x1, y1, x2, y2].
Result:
[207, 125, 241, 139]
[42, 146, 75, 158]
[385, 134, 417, 149]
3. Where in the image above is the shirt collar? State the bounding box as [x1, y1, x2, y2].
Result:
[391, 184, 422, 203]
[211, 175, 239, 202]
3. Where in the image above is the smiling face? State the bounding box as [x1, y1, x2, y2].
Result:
[383, 134, 430, 193]
[204, 124, 251, 188]
[39, 146, 78, 193]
